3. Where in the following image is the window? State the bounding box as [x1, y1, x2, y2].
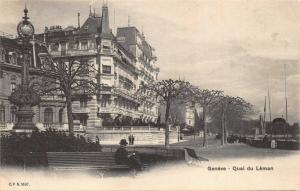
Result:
[74, 41, 79, 49]
[44, 108, 53, 124]
[9, 52, 17, 65]
[117, 36, 125, 42]
[103, 44, 110, 50]
[51, 43, 59, 51]
[80, 118, 87, 126]
[101, 99, 107, 107]
[11, 83, 16, 92]
[102, 65, 111, 74]
[10, 106, 17, 123]
[80, 98, 87, 108]
[189, 120, 191, 125]
[59, 108, 63, 124]
[81, 41, 88, 50]
[0, 105, 5, 123]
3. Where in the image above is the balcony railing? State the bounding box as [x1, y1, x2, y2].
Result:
[73, 107, 90, 114]
[50, 49, 97, 57]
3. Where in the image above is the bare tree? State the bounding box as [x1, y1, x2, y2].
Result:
[36, 53, 101, 135]
[188, 86, 223, 147]
[138, 79, 191, 147]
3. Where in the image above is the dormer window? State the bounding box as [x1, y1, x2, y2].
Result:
[8, 52, 17, 65]
[103, 45, 110, 50]
[51, 43, 59, 51]
[102, 41, 111, 51]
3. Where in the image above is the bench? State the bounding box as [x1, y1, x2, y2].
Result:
[46, 152, 147, 177]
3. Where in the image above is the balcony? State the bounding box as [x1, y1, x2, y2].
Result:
[50, 49, 97, 58]
[114, 87, 137, 101]
[98, 107, 115, 114]
[73, 107, 90, 114]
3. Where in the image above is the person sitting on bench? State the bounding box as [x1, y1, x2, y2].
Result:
[115, 139, 142, 171]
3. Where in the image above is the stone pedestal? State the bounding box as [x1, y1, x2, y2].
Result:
[13, 106, 38, 133]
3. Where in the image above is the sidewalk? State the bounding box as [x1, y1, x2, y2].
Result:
[170, 135, 300, 161]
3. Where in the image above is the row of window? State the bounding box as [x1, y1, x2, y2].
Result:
[50, 41, 112, 52]
[0, 106, 63, 124]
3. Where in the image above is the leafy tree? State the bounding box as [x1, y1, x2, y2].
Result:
[138, 79, 191, 147]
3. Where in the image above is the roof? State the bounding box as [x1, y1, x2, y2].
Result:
[116, 26, 154, 59]
[116, 27, 138, 45]
[0, 36, 48, 67]
[79, 16, 102, 34]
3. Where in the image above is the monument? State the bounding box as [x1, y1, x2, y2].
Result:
[9, 5, 40, 133]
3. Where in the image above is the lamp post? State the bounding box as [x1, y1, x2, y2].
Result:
[9, 5, 40, 133]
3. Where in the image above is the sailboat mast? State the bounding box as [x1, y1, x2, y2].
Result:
[268, 87, 272, 138]
[263, 96, 266, 134]
[284, 64, 288, 138]
[284, 64, 288, 122]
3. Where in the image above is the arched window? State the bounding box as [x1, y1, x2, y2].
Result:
[59, 108, 63, 124]
[0, 105, 5, 123]
[10, 106, 17, 123]
[44, 108, 53, 124]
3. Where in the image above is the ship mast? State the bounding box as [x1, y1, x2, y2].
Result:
[284, 64, 288, 138]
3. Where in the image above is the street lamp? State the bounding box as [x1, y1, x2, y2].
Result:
[9, 5, 40, 133]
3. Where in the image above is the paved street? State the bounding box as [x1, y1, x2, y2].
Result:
[171, 135, 300, 161]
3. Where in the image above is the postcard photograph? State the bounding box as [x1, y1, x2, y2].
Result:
[0, 0, 299, 190]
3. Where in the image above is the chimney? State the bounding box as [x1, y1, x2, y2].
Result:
[77, 12, 81, 28]
[101, 4, 110, 34]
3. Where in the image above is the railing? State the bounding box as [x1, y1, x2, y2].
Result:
[102, 126, 157, 131]
[73, 107, 90, 113]
[43, 123, 54, 128]
[50, 49, 97, 57]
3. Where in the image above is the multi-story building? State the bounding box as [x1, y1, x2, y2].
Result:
[116, 26, 160, 125]
[0, 33, 66, 131]
[34, 4, 160, 129]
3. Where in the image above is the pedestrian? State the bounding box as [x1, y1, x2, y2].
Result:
[115, 139, 142, 172]
[128, 135, 132, 145]
[96, 135, 100, 145]
[132, 135, 135, 145]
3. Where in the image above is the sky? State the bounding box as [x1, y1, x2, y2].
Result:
[0, 0, 299, 123]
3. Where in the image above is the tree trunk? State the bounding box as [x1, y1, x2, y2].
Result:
[224, 117, 227, 144]
[165, 100, 171, 147]
[66, 95, 74, 135]
[221, 105, 225, 145]
[202, 106, 207, 147]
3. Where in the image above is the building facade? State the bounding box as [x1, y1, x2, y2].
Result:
[0, 34, 66, 131]
[35, 4, 159, 129]
[0, 4, 159, 132]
